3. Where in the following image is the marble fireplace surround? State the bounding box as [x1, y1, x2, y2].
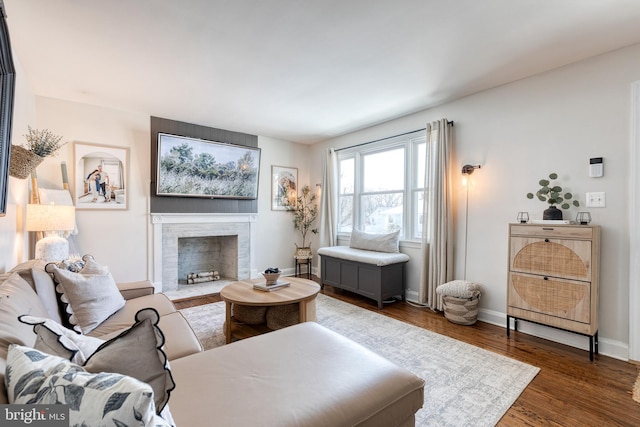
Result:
[149, 213, 257, 293]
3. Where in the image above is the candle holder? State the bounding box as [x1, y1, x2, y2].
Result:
[576, 212, 591, 225]
[517, 212, 529, 224]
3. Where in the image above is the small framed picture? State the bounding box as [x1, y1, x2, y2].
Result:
[73, 142, 129, 210]
[271, 165, 297, 211]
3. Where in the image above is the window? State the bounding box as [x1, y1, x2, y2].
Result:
[337, 130, 427, 241]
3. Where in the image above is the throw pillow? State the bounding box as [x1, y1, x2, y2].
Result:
[84, 308, 176, 414]
[0, 273, 50, 404]
[46, 258, 125, 334]
[18, 315, 104, 364]
[5, 344, 172, 427]
[349, 228, 400, 253]
[18, 308, 175, 415]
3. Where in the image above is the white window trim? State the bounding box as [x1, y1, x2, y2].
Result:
[337, 129, 427, 243]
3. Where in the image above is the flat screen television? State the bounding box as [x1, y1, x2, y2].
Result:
[156, 133, 260, 200]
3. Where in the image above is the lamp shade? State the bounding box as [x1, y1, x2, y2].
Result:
[26, 203, 75, 232]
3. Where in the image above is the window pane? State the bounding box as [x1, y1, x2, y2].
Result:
[361, 193, 403, 234]
[413, 191, 425, 239]
[339, 158, 354, 194]
[338, 195, 353, 233]
[415, 142, 426, 188]
[363, 148, 404, 192]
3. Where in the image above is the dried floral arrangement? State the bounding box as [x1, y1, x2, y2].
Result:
[23, 126, 67, 157]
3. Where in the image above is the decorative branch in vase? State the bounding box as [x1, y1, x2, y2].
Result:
[526, 172, 579, 220]
[287, 184, 319, 256]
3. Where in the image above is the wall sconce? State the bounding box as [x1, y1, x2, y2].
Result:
[461, 164, 481, 175]
[576, 212, 592, 225]
[26, 203, 76, 261]
[517, 212, 529, 224]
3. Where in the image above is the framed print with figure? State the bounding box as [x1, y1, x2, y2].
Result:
[74, 142, 129, 210]
[271, 165, 297, 210]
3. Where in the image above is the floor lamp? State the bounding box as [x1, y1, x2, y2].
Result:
[26, 203, 76, 262]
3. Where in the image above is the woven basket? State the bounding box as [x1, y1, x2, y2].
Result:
[9, 145, 43, 179]
[442, 295, 479, 325]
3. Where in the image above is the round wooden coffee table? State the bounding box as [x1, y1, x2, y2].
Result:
[220, 277, 320, 343]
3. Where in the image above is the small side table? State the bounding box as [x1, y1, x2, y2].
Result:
[295, 256, 312, 278]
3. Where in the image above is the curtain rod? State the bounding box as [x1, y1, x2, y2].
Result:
[335, 120, 453, 152]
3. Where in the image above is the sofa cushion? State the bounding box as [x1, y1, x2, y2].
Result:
[0, 273, 50, 404]
[84, 308, 176, 414]
[19, 315, 104, 365]
[5, 345, 172, 426]
[87, 293, 176, 337]
[8, 259, 63, 323]
[349, 228, 400, 253]
[46, 259, 126, 334]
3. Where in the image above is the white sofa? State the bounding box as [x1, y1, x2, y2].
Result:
[1, 259, 425, 426]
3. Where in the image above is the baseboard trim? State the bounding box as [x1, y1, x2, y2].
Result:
[478, 308, 629, 361]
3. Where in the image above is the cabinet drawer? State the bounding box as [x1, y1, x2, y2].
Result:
[510, 236, 591, 281]
[508, 272, 590, 324]
[510, 224, 593, 239]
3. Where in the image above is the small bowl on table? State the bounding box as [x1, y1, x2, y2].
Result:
[262, 272, 281, 286]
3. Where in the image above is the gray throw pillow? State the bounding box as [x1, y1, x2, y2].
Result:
[84, 308, 175, 414]
[46, 259, 125, 334]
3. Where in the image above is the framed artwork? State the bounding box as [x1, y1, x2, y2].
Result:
[73, 142, 129, 210]
[271, 165, 297, 211]
[156, 133, 261, 199]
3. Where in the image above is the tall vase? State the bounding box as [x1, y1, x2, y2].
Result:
[543, 205, 563, 220]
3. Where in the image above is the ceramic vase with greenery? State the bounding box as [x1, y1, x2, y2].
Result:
[526, 172, 579, 220]
[288, 184, 319, 252]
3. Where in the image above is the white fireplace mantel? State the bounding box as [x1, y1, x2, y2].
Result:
[148, 213, 258, 292]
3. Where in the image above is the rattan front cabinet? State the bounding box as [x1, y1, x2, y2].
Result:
[506, 223, 600, 360]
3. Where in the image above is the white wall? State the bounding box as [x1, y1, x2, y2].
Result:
[0, 55, 35, 273]
[29, 98, 150, 283]
[255, 135, 313, 274]
[1, 95, 310, 281]
[309, 42, 640, 359]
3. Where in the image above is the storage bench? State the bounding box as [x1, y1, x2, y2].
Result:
[318, 246, 409, 309]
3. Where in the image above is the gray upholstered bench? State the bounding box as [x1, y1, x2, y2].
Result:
[318, 246, 410, 308]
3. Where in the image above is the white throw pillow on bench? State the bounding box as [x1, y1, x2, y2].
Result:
[349, 228, 400, 253]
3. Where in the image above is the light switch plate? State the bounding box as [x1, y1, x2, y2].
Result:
[586, 192, 605, 207]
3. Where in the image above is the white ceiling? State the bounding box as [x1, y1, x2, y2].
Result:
[5, 0, 640, 144]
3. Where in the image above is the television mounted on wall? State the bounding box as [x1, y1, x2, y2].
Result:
[156, 133, 260, 200]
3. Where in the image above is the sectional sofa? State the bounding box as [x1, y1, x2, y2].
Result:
[0, 258, 425, 426]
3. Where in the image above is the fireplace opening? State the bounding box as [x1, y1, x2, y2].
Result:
[177, 235, 238, 284]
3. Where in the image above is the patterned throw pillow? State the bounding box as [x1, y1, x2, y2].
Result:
[5, 345, 172, 426]
[46, 256, 125, 334]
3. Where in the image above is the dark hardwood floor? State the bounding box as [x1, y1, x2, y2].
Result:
[173, 276, 640, 426]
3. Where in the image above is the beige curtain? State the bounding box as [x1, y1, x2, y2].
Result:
[418, 119, 453, 310]
[317, 148, 338, 276]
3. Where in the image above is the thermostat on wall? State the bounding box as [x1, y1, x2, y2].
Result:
[589, 157, 603, 178]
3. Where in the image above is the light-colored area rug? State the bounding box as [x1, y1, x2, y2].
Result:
[179, 294, 540, 426]
[634, 371, 640, 404]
